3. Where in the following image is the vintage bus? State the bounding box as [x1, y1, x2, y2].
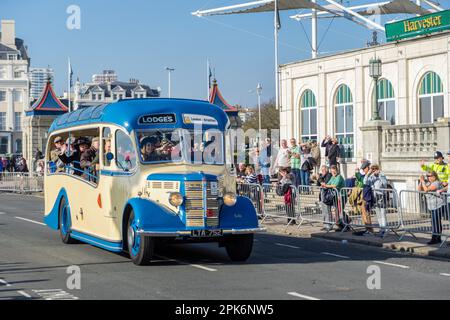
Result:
[44, 98, 264, 265]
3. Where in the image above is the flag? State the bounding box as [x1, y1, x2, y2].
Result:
[275, 0, 281, 30]
[68, 58, 74, 88]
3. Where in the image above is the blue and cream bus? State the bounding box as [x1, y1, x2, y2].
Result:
[44, 98, 264, 265]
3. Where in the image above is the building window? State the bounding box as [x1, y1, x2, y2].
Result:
[15, 139, 22, 154]
[0, 137, 8, 154]
[13, 90, 23, 102]
[300, 89, 317, 142]
[419, 72, 444, 123]
[334, 84, 354, 160]
[0, 67, 5, 79]
[0, 91, 6, 102]
[0, 112, 6, 131]
[14, 71, 22, 78]
[14, 112, 22, 131]
[377, 79, 395, 125]
[113, 94, 117, 100]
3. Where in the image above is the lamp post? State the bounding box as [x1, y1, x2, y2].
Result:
[256, 83, 263, 147]
[369, 57, 382, 121]
[165, 67, 175, 98]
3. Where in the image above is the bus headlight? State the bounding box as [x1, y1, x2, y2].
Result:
[168, 192, 184, 207]
[223, 192, 237, 207]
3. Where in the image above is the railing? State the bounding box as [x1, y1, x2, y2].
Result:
[383, 124, 438, 157]
[0, 172, 44, 193]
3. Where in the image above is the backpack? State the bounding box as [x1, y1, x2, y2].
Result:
[321, 188, 335, 206]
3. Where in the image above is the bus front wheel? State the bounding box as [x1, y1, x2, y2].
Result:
[224, 234, 254, 262]
[127, 210, 154, 266]
[59, 198, 76, 244]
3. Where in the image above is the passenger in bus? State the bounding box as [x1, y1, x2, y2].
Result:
[140, 136, 171, 162]
[59, 137, 86, 176]
[104, 138, 112, 166]
[80, 137, 100, 177]
[50, 136, 65, 172]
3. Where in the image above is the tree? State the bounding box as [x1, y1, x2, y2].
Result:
[242, 99, 279, 132]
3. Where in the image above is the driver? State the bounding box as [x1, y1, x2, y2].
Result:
[140, 136, 170, 162]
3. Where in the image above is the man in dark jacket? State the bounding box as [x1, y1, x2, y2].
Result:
[327, 138, 341, 167]
[321, 135, 333, 161]
[59, 137, 85, 176]
[80, 137, 100, 179]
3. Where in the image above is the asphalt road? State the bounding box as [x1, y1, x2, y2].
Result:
[0, 192, 449, 300]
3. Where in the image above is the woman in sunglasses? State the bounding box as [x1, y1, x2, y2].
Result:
[418, 171, 446, 245]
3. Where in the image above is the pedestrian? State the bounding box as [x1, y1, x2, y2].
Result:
[289, 138, 301, 186]
[310, 141, 321, 174]
[278, 167, 296, 225]
[300, 143, 313, 189]
[236, 163, 247, 182]
[418, 171, 447, 245]
[321, 135, 333, 166]
[33, 148, 43, 171]
[35, 160, 45, 176]
[327, 138, 341, 169]
[351, 160, 374, 235]
[316, 165, 332, 187]
[256, 148, 271, 185]
[244, 166, 258, 184]
[272, 139, 291, 178]
[320, 165, 345, 230]
[420, 151, 448, 184]
[364, 164, 388, 237]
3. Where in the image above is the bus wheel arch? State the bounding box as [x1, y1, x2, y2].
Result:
[58, 196, 76, 244]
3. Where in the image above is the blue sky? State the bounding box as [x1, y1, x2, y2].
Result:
[1, 0, 419, 107]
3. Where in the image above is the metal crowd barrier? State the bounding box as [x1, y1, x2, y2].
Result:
[296, 185, 339, 231]
[236, 183, 263, 217]
[0, 172, 44, 193]
[259, 184, 298, 229]
[398, 190, 449, 247]
[339, 187, 401, 237]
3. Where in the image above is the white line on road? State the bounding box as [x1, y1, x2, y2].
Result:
[275, 243, 300, 249]
[440, 273, 450, 277]
[0, 279, 11, 287]
[321, 252, 350, 259]
[373, 261, 410, 269]
[287, 292, 320, 300]
[17, 290, 32, 299]
[155, 255, 217, 272]
[14, 216, 46, 226]
[0, 212, 6, 215]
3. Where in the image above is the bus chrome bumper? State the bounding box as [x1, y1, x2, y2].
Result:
[137, 227, 266, 237]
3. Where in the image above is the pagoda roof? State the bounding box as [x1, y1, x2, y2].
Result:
[209, 79, 237, 112]
[26, 81, 68, 116]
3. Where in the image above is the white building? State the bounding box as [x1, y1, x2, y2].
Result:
[0, 20, 29, 156]
[279, 29, 450, 189]
[92, 70, 117, 84]
[29, 67, 54, 100]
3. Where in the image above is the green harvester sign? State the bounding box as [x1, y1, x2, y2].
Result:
[385, 10, 450, 42]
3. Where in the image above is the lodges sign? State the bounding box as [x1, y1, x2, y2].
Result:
[385, 10, 450, 42]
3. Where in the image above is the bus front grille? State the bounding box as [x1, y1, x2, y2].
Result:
[184, 181, 219, 228]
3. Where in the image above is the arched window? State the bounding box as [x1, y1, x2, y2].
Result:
[419, 72, 444, 123]
[377, 79, 395, 124]
[334, 84, 354, 159]
[300, 89, 317, 142]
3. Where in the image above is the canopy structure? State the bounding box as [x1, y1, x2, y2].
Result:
[26, 81, 68, 116]
[209, 79, 242, 129]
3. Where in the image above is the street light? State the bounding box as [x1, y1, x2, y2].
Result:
[165, 67, 175, 98]
[369, 57, 382, 121]
[256, 83, 263, 147]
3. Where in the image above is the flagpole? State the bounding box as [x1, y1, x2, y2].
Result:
[68, 57, 71, 112]
[207, 58, 210, 101]
[274, 0, 279, 110]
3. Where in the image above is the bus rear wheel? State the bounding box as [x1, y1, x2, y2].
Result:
[225, 234, 254, 262]
[127, 210, 154, 266]
[59, 197, 76, 244]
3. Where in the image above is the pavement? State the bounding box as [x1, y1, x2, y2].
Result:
[1, 192, 450, 300]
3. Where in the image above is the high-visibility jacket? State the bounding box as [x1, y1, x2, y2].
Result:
[421, 162, 449, 183]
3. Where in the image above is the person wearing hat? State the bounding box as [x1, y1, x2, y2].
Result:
[420, 151, 448, 184]
[59, 137, 83, 176]
[140, 136, 165, 162]
[49, 136, 65, 173]
[351, 160, 374, 235]
[81, 137, 100, 181]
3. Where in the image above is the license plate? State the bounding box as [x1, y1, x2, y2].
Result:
[191, 229, 223, 237]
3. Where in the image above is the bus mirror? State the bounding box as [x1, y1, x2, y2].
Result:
[106, 152, 114, 161]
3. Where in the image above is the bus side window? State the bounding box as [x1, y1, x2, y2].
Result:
[102, 127, 112, 167]
[115, 130, 136, 171]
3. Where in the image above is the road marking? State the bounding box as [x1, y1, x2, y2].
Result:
[0, 279, 11, 287]
[440, 273, 450, 277]
[32, 289, 79, 300]
[17, 290, 32, 299]
[155, 255, 217, 272]
[14, 216, 46, 226]
[321, 252, 350, 259]
[287, 292, 320, 300]
[0, 212, 6, 215]
[373, 261, 410, 269]
[275, 243, 300, 249]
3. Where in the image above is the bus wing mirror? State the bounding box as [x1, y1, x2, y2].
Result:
[106, 152, 114, 161]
